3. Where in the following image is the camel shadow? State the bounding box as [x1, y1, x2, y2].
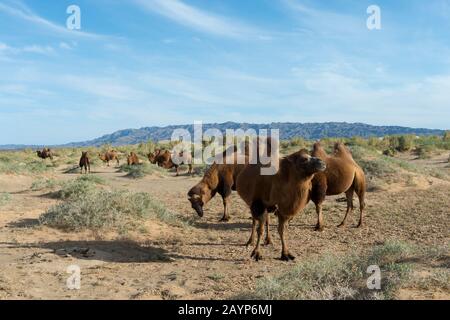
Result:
[2, 240, 175, 263]
[193, 221, 252, 231]
[6, 218, 39, 228]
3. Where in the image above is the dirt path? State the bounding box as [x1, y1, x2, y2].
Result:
[0, 163, 449, 300]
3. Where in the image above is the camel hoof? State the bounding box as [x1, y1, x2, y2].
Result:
[337, 223, 346, 228]
[245, 239, 255, 247]
[251, 250, 262, 261]
[281, 253, 295, 261]
[314, 224, 324, 232]
[356, 222, 363, 228]
[219, 217, 230, 223]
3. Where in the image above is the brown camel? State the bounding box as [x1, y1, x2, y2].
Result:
[187, 145, 248, 222]
[98, 150, 120, 167]
[311, 142, 366, 231]
[127, 152, 140, 165]
[237, 149, 326, 261]
[79, 151, 90, 174]
[36, 148, 53, 160]
[151, 149, 192, 176]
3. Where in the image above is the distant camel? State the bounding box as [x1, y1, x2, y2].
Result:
[127, 152, 140, 165]
[98, 150, 120, 167]
[311, 142, 366, 230]
[36, 148, 53, 160]
[150, 149, 192, 176]
[79, 151, 90, 174]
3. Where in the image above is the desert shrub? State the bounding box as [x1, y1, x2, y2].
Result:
[0, 193, 11, 207]
[119, 163, 166, 179]
[289, 137, 306, 148]
[40, 188, 188, 231]
[382, 148, 396, 157]
[358, 158, 396, 178]
[55, 175, 105, 200]
[40, 190, 152, 231]
[397, 135, 415, 152]
[0, 151, 54, 175]
[414, 145, 434, 159]
[237, 241, 413, 300]
[31, 178, 58, 191]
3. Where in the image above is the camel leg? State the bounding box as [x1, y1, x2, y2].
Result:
[220, 196, 230, 222]
[264, 214, 272, 245]
[356, 188, 365, 228]
[246, 218, 256, 247]
[250, 213, 267, 261]
[278, 214, 295, 261]
[188, 164, 192, 175]
[338, 189, 354, 228]
[219, 180, 232, 222]
[314, 201, 325, 231]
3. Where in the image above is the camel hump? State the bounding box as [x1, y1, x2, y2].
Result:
[312, 142, 328, 159]
[333, 142, 353, 159]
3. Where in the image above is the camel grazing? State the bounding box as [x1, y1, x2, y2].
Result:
[150, 149, 192, 176]
[237, 149, 326, 261]
[127, 152, 140, 165]
[98, 150, 120, 167]
[79, 151, 90, 174]
[187, 145, 249, 222]
[310, 142, 366, 231]
[36, 148, 53, 160]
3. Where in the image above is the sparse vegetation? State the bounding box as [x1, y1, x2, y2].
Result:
[55, 175, 106, 200]
[40, 190, 152, 232]
[30, 178, 58, 191]
[119, 163, 166, 179]
[238, 241, 415, 300]
[0, 192, 11, 207]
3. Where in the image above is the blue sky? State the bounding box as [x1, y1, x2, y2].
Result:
[0, 0, 449, 144]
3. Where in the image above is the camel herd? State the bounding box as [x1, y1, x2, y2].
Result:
[36, 141, 366, 262]
[188, 142, 366, 262]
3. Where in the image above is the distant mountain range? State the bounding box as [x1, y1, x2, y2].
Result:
[1, 122, 446, 150]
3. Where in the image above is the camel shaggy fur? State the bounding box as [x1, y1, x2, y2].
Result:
[311, 142, 366, 230]
[237, 149, 326, 261]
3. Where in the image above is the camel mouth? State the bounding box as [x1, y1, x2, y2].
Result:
[189, 197, 204, 217]
[313, 158, 327, 172]
[192, 203, 204, 217]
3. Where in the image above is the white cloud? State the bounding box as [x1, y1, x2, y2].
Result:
[0, 1, 105, 39]
[134, 0, 262, 39]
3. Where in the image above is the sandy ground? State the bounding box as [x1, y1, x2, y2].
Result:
[0, 155, 449, 300]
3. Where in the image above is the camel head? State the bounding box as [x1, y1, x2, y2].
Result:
[287, 149, 326, 177]
[81, 151, 88, 157]
[187, 183, 213, 217]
